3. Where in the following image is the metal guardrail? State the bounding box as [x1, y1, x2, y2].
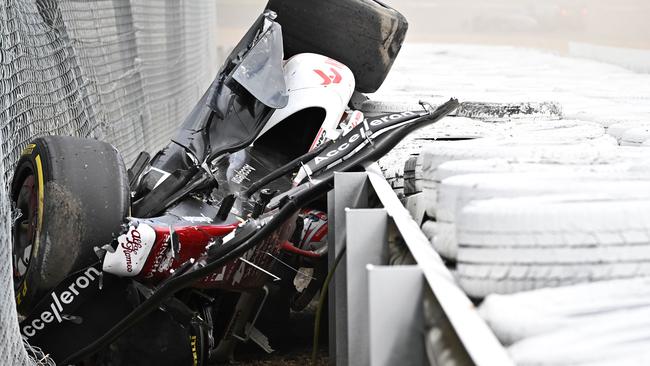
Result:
[327, 164, 514, 366]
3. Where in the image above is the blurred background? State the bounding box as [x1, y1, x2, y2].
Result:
[216, 0, 650, 72]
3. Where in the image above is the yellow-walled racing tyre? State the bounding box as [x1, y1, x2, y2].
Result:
[11, 136, 129, 317]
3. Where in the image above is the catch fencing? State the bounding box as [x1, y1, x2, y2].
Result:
[0, 0, 218, 364]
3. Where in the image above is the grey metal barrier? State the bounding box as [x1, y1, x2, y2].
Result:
[327, 165, 514, 366]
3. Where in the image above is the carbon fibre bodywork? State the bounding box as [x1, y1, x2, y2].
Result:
[13, 5, 460, 365]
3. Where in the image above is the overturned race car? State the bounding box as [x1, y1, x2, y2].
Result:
[10, 2, 458, 365]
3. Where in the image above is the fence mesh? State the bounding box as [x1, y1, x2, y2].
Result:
[0, 0, 218, 364]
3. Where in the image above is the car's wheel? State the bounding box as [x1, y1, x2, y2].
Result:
[11, 136, 129, 316]
[268, 0, 408, 93]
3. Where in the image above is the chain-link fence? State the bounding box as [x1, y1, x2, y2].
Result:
[0, 0, 218, 363]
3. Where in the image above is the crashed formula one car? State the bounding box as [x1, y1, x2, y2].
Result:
[11, 2, 458, 365]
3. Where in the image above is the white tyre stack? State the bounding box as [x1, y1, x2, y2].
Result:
[378, 116, 497, 197]
[400, 108, 650, 364]
[432, 171, 650, 261]
[479, 277, 650, 345]
[380, 118, 610, 198]
[436, 153, 650, 183]
[456, 194, 650, 298]
[422, 220, 457, 259]
[478, 278, 650, 365]
[509, 313, 650, 366]
[420, 138, 618, 219]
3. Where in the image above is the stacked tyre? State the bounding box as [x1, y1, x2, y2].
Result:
[479, 278, 650, 365]
[408, 114, 650, 365]
[416, 137, 650, 296]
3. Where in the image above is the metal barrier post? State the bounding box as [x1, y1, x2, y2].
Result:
[328, 172, 372, 366]
[368, 265, 425, 366]
[328, 166, 513, 366]
[345, 209, 389, 366]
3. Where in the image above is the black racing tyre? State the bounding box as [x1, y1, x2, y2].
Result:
[11, 136, 129, 316]
[268, 0, 408, 93]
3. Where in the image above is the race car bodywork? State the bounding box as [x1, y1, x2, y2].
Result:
[11, 3, 458, 365]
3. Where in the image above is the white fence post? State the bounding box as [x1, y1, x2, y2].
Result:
[368, 265, 425, 366]
[345, 209, 389, 366]
[328, 172, 372, 366]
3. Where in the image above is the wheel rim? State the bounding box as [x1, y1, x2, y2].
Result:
[12, 172, 38, 289]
